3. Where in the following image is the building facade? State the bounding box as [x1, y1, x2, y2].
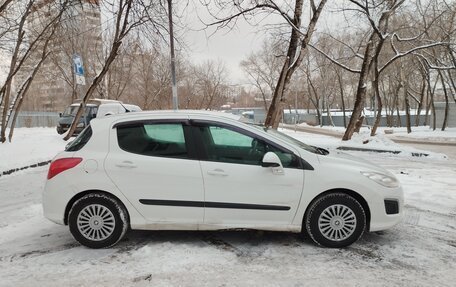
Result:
[17, 0, 103, 112]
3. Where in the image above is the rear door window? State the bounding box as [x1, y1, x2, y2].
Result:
[117, 123, 189, 159]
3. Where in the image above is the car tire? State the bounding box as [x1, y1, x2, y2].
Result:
[305, 193, 366, 248]
[68, 193, 129, 248]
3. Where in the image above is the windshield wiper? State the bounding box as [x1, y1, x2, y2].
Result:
[311, 146, 329, 155]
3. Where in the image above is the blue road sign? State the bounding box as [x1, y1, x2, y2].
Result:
[73, 54, 84, 76]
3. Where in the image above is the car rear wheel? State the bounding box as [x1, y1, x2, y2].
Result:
[68, 193, 128, 248]
[305, 193, 366, 248]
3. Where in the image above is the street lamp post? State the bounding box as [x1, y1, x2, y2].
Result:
[168, 0, 178, 110]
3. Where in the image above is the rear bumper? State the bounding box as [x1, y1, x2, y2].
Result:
[42, 176, 76, 225]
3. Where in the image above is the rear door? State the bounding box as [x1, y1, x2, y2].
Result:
[104, 118, 204, 226]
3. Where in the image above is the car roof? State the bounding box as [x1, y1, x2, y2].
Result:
[95, 110, 242, 123]
[70, 103, 97, 107]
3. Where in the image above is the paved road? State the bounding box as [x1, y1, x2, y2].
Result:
[401, 142, 456, 160]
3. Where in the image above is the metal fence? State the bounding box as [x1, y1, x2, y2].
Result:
[6, 111, 59, 128]
[320, 114, 430, 127]
[433, 102, 456, 129]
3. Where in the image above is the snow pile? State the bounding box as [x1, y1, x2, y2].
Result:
[282, 129, 448, 159]
[0, 128, 66, 172]
[295, 123, 456, 143]
[385, 126, 456, 143]
[339, 131, 448, 159]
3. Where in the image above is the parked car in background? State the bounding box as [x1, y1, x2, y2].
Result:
[44, 110, 403, 249]
[97, 103, 141, 117]
[56, 99, 141, 134]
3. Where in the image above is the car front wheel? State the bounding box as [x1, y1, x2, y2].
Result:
[68, 193, 129, 248]
[305, 193, 366, 248]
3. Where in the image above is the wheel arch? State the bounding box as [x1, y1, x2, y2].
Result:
[64, 189, 130, 226]
[303, 188, 371, 231]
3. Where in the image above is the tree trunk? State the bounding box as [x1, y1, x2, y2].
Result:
[370, 57, 382, 136]
[371, 83, 382, 136]
[8, 93, 25, 142]
[404, 89, 411, 133]
[64, 42, 122, 140]
[0, 29, 25, 142]
[342, 33, 376, 140]
[438, 71, 450, 131]
[265, 0, 327, 128]
[431, 93, 436, 131]
[401, 68, 412, 133]
[336, 70, 347, 128]
[415, 78, 426, 126]
[354, 116, 364, 133]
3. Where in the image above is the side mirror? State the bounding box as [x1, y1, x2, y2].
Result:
[262, 152, 284, 175]
[59, 112, 62, 117]
[92, 113, 97, 118]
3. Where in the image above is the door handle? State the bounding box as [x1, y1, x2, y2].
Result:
[115, 161, 137, 169]
[207, 169, 228, 177]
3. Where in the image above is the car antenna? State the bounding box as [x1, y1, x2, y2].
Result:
[119, 102, 130, 113]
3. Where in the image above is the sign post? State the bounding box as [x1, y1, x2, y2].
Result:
[73, 54, 86, 86]
[73, 54, 87, 126]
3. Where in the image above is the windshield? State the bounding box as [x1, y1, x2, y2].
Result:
[63, 106, 78, 116]
[251, 125, 325, 155]
[63, 106, 96, 117]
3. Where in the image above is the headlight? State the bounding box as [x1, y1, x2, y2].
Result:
[76, 123, 85, 128]
[361, 171, 400, 188]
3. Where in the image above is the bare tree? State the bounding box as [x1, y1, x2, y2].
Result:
[194, 59, 228, 110]
[310, 0, 452, 139]
[206, 0, 328, 128]
[0, 0, 70, 142]
[64, 0, 168, 139]
[240, 39, 282, 110]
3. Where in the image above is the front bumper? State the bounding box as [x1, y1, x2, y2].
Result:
[368, 186, 404, 232]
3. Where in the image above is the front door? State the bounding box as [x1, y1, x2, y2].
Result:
[192, 121, 304, 228]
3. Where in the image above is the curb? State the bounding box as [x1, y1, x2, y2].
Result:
[336, 146, 430, 157]
[0, 160, 51, 178]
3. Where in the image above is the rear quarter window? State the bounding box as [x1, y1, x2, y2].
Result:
[65, 126, 92, 151]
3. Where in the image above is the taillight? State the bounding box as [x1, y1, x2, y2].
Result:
[47, 158, 83, 180]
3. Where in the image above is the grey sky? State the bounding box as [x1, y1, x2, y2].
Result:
[181, 1, 351, 85]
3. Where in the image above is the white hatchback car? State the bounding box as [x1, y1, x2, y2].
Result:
[43, 111, 403, 248]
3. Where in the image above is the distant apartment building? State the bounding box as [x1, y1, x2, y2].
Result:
[17, 0, 103, 112]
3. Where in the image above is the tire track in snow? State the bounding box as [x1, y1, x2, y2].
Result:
[0, 160, 51, 178]
[0, 242, 80, 263]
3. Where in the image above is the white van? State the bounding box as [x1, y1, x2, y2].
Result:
[57, 99, 141, 134]
[97, 103, 142, 117]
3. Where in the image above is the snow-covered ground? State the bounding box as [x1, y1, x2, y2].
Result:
[281, 128, 449, 159]
[296, 123, 456, 143]
[0, 128, 66, 172]
[0, 128, 455, 286]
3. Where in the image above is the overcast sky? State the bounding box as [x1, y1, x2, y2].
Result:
[180, 1, 350, 85]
